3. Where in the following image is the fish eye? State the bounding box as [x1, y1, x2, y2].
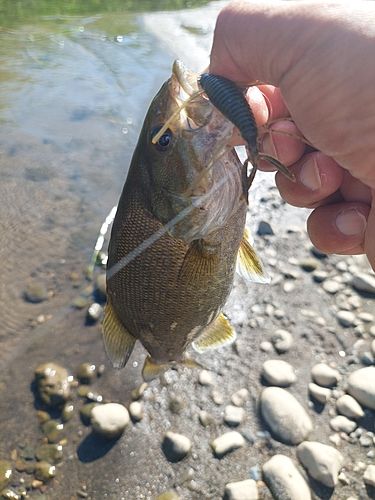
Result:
[151, 126, 173, 152]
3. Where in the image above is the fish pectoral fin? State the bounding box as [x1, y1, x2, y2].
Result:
[192, 313, 236, 353]
[102, 301, 136, 369]
[142, 356, 170, 382]
[142, 356, 203, 382]
[236, 228, 270, 284]
[179, 239, 220, 281]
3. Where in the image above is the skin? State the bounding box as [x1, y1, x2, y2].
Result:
[209, 0, 375, 271]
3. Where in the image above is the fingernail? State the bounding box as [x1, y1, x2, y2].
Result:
[336, 208, 367, 236]
[299, 157, 321, 191]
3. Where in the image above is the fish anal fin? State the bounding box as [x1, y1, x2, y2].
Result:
[102, 301, 136, 369]
[236, 228, 270, 284]
[192, 313, 236, 353]
[179, 239, 220, 281]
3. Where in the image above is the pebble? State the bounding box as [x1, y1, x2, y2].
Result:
[358, 311, 374, 323]
[129, 401, 143, 422]
[372, 339, 375, 357]
[41, 419, 64, 443]
[257, 221, 274, 236]
[80, 403, 99, 425]
[86, 302, 103, 323]
[198, 410, 215, 427]
[260, 387, 312, 444]
[271, 329, 293, 353]
[34, 462, 56, 482]
[347, 366, 375, 410]
[34, 362, 71, 407]
[313, 270, 328, 283]
[297, 441, 344, 487]
[224, 405, 245, 426]
[322, 279, 342, 294]
[1, 489, 20, 500]
[35, 444, 63, 464]
[231, 388, 249, 407]
[259, 341, 272, 352]
[330, 415, 357, 434]
[336, 395, 364, 419]
[262, 454, 311, 500]
[210, 431, 245, 458]
[370, 325, 375, 337]
[0, 460, 12, 490]
[131, 382, 148, 400]
[311, 363, 341, 387]
[91, 403, 129, 439]
[299, 258, 318, 272]
[308, 383, 331, 404]
[24, 282, 49, 303]
[211, 390, 224, 405]
[76, 363, 96, 384]
[61, 403, 74, 422]
[283, 281, 295, 293]
[155, 492, 180, 500]
[162, 432, 191, 462]
[329, 433, 342, 447]
[336, 310, 356, 327]
[262, 360, 296, 387]
[351, 272, 375, 295]
[198, 370, 214, 386]
[224, 479, 258, 500]
[363, 464, 375, 487]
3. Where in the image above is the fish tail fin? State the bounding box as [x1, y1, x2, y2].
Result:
[192, 313, 236, 353]
[102, 300, 136, 368]
[236, 228, 270, 284]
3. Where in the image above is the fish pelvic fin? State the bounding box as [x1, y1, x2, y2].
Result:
[142, 356, 203, 382]
[192, 313, 236, 353]
[102, 300, 136, 369]
[236, 228, 270, 284]
[179, 239, 220, 282]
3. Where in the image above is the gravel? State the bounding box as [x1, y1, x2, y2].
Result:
[261, 360, 296, 387]
[262, 454, 311, 500]
[311, 363, 341, 387]
[347, 366, 375, 410]
[260, 387, 312, 444]
[297, 441, 344, 487]
[210, 431, 245, 458]
[91, 403, 130, 439]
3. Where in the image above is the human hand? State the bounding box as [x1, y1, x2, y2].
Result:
[209, 1, 375, 271]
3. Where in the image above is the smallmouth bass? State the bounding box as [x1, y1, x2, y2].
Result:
[103, 61, 267, 380]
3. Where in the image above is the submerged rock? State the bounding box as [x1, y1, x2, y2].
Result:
[263, 454, 311, 500]
[162, 432, 191, 462]
[24, 282, 48, 303]
[0, 460, 12, 490]
[260, 387, 312, 444]
[91, 403, 129, 439]
[34, 362, 71, 407]
[76, 363, 96, 384]
[297, 441, 344, 487]
[347, 366, 375, 410]
[34, 461, 56, 482]
[35, 444, 63, 464]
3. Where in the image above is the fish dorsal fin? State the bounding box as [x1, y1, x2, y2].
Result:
[192, 313, 236, 353]
[179, 239, 220, 282]
[236, 228, 270, 284]
[142, 356, 169, 382]
[102, 300, 136, 368]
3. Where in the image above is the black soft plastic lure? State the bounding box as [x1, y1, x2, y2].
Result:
[198, 73, 295, 184]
